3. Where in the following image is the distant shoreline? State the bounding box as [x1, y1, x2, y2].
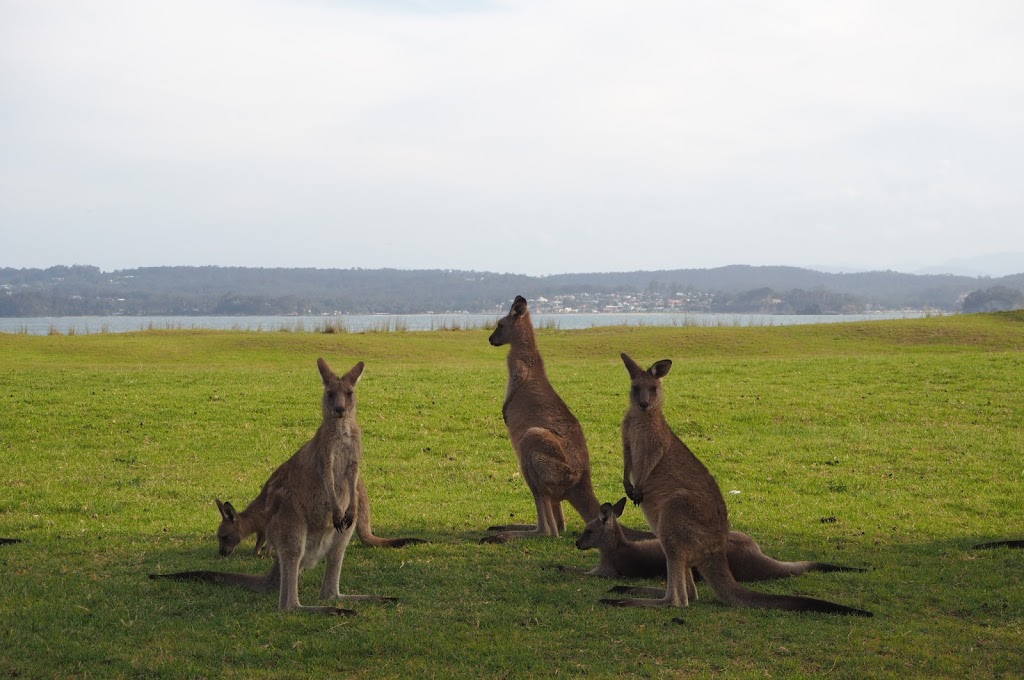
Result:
[0, 311, 934, 336]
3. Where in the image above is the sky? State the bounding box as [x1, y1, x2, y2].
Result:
[2, 0, 1023, 277]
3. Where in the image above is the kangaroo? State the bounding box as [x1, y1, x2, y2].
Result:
[150, 359, 393, 615]
[602, 353, 872, 616]
[216, 475, 425, 557]
[577, 497, 865, 581]
[483, 295, 621, 543]
[0, 539, 20, 545]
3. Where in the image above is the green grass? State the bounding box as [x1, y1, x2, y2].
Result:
[1, 312, 1023, 678]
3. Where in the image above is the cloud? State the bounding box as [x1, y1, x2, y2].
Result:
[2, 0, 1023, 274]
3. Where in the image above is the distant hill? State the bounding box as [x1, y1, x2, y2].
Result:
[1, 264, 1022, 317]
[914, 252, 1024, 277]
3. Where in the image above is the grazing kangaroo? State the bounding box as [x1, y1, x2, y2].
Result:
[602, 354, 872, 616]
[483, 296, 607, 543]
[216, 475, 425, 557]
[577, 497, 865, 581]
[150, 359, 393, 615]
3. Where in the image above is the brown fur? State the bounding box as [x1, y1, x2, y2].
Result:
[577, 498, 865, 581]
[601, 354, 871, 616]
[481, 296, 604, 543]
[216, 476, 425, 557]
[150, 359, 394, 615]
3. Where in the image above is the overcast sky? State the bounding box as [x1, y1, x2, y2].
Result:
[2, 0, 1022, 276]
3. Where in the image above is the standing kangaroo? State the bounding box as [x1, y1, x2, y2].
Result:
[603, 354, 871, 616]
[150, 359, 393, 615]
[216, 476, 425, 557]
[577, 497, 865, 581]
[482, 295, 605, 543]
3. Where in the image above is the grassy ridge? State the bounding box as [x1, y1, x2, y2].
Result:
[1, 312, 1022, 677]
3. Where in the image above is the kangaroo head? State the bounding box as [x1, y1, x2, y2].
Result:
[576, 497, 628, 550]
[317, 358, 365, 420]
[489, 295, 530, 347]
[215, 498, 242, 557]
[621, 353, 672, 412]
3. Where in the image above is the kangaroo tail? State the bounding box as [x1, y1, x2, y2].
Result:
[354, 475, 426, 548]
[974, 539, 1024, 549]
[698, 552, 872, 617]
[357, 532, 427, 548]
[728, 553, 866, 582]
[149, 567, 277, 594]
[804, 561, 868, 574]
[355, 500, 426, 548]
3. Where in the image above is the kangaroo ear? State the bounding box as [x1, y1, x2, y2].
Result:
[511, 296, 528, 318]
[217, 499, 237, 522]
[612, 497, 627, 517]
[345, 361, 365, 384]
[599, 502, 614, 522]
[650, 359, 672, 379]
[317, 358, 335, 384]
[621, 353, 644, 379]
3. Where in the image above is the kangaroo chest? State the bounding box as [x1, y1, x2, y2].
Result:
[624, 418, 668, 483]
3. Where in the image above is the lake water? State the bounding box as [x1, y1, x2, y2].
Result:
[0, 311, 932, 336]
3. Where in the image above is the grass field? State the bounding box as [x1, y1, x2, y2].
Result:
[1, 312, 1022, 678]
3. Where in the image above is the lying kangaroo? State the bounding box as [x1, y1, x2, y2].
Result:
[577, 497, 865, 581]
[483, 296, 608, 543]
[0, 539, 20, 545]
[602, 354, 871, 616]
[150, 359, 392, 615]
[216, 475, 425, 557]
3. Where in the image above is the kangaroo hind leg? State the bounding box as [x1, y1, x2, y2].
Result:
[602, 553, 692, 608]
[482, 427, 573, 543]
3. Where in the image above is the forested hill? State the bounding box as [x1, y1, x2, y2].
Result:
[1, 264, 1022, 316]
